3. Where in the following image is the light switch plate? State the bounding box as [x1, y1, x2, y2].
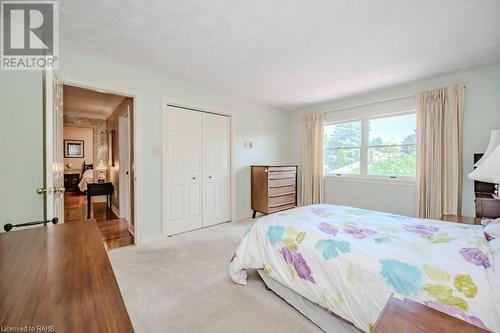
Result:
[244, 141, 253, 149]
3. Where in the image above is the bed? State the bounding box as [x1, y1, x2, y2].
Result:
[78, 162, 94, 192]
[229, 204, 500, 332]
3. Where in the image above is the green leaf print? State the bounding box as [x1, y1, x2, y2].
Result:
[296, 232, 306, 244]
[287, 226, 298, 237]
[423, 264, 450, 283]
[424, 284, 468, 312]
[283, 237, 298, 251]
[454, 275, 478, 298]
[427, 232, 456, 244]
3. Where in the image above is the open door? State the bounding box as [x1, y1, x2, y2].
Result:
[0, 69, 62, 231]
[44, 70, 65, 223]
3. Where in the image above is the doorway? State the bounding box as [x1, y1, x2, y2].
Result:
[62, 84, 135, 250]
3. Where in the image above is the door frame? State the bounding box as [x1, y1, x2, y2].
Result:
[118, 111, 132, 231]
[60, 75, 143, 245]
[161, 99, 235, 238]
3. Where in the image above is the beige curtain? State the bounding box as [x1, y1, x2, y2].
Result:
[300, 113, 324, 205]
[416, 84, 464, 219]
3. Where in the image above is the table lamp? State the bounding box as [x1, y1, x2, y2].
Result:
[469, 129, 500, 200]
[96, 161, 107, 183]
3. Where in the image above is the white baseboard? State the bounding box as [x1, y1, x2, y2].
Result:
[233, 214, 252, 222]
[141, 233, 163, 244]
[111, 205, 120, 218]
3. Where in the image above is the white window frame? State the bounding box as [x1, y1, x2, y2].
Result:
[324, 110, 417, 184]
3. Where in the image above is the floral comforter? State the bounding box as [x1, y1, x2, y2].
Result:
[229, 204, 500, 332]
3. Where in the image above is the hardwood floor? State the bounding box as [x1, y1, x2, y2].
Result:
[64, 192, 134, 250]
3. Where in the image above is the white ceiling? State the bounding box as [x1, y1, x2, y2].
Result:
[60, 1, 500, 110]
[63, 85, 126, 119]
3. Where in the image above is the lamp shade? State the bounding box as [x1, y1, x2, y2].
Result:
[474, 129, 500, 167]
[468, 144, 500, 183]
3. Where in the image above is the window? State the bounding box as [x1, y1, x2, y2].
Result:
[324, 112, 416, 179]
[324, 121, 361, 175]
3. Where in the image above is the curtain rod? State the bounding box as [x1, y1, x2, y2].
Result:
[325, 93, 416, 113]
[325, 85, 465, 114]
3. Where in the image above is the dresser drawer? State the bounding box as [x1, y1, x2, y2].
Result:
[268, 171, 296, 180]
[268, 166, 296, 173]
[269, 194, 295, 208]
[269, 186, 295, 197]
[268, 203, 296, 213]
[269, 178, 296, 188]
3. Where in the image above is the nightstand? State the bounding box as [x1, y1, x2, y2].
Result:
[64, 172, 81, 192]
[440, 214, 482, 225]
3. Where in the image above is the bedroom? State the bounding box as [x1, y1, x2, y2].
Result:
[0, 1, 499, 333]
[62, 84, 135, 249]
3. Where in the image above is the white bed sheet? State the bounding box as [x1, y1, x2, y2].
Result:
[78, 169, 94, 192]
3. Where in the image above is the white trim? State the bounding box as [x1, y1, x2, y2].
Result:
[128, 223, 135, 236]
[111, 205, 120, 218]
[161, 98, 235, 238]
[60, 75, 143, 245]
[324, 175, 416, 186]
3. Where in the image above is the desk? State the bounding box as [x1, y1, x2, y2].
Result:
[87, 182, 114, 219]
[0, 222, 134, 332]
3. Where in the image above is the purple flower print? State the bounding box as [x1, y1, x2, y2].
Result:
[403, 224, 439, 236]
[317, 222, 337, 236]
[344, 226, 377, 239]
[280, 247, 315, 283]
[424, 301, 488, 330]
[460, 248, 491, 269]
[281, 247, 294, 265]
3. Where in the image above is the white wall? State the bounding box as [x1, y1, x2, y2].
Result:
[59, 48, 293, 240]
[291, 64, 500, 217]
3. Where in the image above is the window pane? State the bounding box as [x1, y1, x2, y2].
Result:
[324, 148, 361, 175]
[368, 146, 416, 177]
[324, 121, 361, 148]
[368, 113, 416, 146]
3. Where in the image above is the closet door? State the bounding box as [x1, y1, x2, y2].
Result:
[202, 113, 231, 226]
[166, 107, 202, 235]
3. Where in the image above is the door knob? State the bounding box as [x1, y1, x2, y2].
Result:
[36, 187, 47, 195]
[54, 187, 65, 193]
[192, 177, 196, 180]
[208, 176, 212, 179]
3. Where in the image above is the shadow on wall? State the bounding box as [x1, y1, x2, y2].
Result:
[236, 166, 251, 220]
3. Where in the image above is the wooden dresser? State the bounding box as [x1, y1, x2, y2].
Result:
[251, 165, 298, 218]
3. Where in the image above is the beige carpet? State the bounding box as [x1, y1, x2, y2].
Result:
[108, 219, 323, 333]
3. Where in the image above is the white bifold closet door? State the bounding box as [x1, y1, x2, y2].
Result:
[166, 108, 203, 235]
[202, 112, 231, 227]
[165, 106, 230, 235]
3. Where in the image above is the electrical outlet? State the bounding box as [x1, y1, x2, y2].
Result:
[244, 141, 253, 149]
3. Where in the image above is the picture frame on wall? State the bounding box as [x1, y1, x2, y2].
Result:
[64, 139, 84, 158]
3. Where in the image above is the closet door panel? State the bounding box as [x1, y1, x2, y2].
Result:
[202, 113, 231, 226]
[166, 107, 202, 235]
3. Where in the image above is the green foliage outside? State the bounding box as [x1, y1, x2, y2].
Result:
[324, 122, 416, 177]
